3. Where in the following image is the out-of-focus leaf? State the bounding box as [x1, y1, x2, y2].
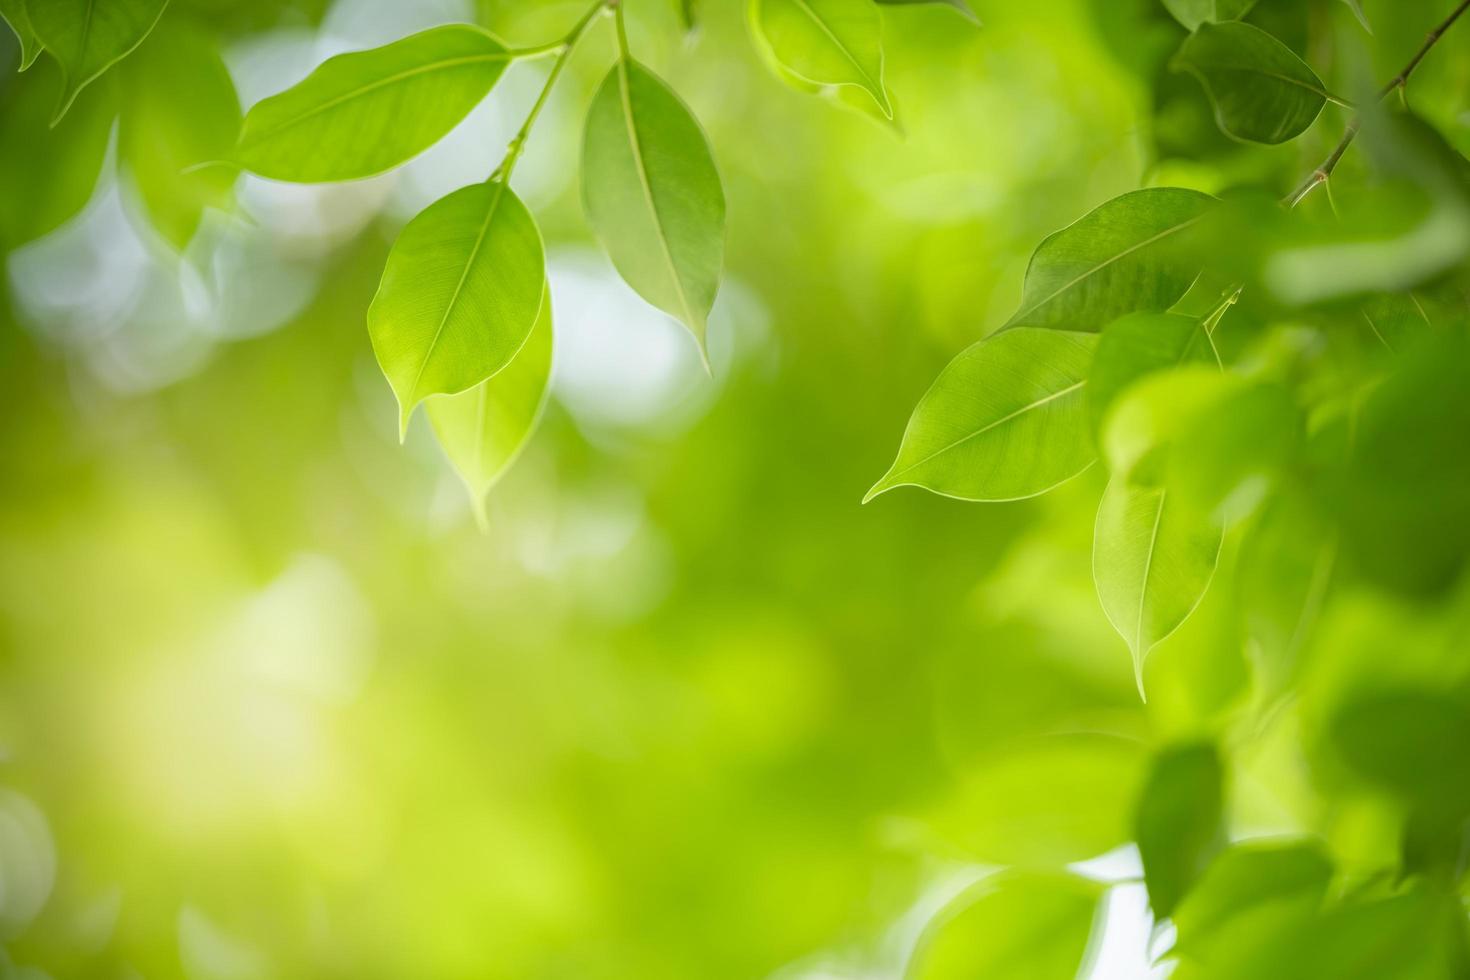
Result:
[1135, 741, 1224, 918]
[934, 733, 1148, 865]
[1088, 312, 1217, 438]
[1341, 0, 1371, 32]
[1001, 188, 1215, 332]
[1094, 477, 1222, 695]
[28, 0, 166, 122]
[866, 327, 1097, 502]
[426, 287, 553, 525]
[1161, 0, 1256, 31]
[1172, 21, 1329, 144]
[1357, 293, 1432, 353]
[0, 0, 41, 70]
[119, 22, 239, 249]
[1237, 487, 1335, 690]
[874, 0, 979, 23]
[0, 58, 114, 248]
[908, 871, 1104, 980]
[234, 25, 511, 182]
[583, 59, 724, 356]
[1329, 691, 1470, 817]
[1170, 840, 1332, 968]
[367, 180, 545, 437]
[749, 0, 892, 117]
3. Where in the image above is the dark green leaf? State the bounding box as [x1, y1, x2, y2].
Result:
[368, 180, 546, 437]
[1002, 188, 1215, 332]
[1329, 691, 1470, 816]
[29, 0, 167, 122]
[866, 327, 1097, 502]
[0, 0, 41, 70]
[1135, 741, 1224, 918]
[908, 871, 1104, 980]
[1161, 0, 1256, 31]
[235, 25, 511, 183]
[583, 59, 725, 355]
[1171, 21, 1330, 144]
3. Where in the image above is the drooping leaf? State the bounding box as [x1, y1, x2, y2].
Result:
[1094, 477, 1222, 695]
[908, 871, 1104, 980]
[934, 733, 1147, 865]
[866, 327, 1097, 503]
[1088, 312, 1217, 438]
[1135, 741, 1224, 918]
[874, 0, 979, 23]
[235, 25, 511, 183]
[1001, 188, 1215, 333]
[1160, 0, 1256, 31]
[0, 57, 114, 248]
[749, 0, 892, 117]
[1171, 21, 1330, 144]
[28, 0, 167, 122]
[0, 0, 41, 70]
[119, 21, 239, 249]
[426, 287, 553, 526]
[583, 59, 725, 355]
[368, 180, 546, 437]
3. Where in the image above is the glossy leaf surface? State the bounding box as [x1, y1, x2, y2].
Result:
[1002, 188, 1214, 332]
[583, 59, 724, 353]
[368, 180, 545, 435]
[867, 327, 1097, 502]
[235, 25, 511, 182]
[1173, 21, 1329, 144]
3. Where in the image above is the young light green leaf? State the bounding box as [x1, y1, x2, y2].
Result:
[874, 0, 979, 24]
[1171, 841, 1332, 964]
[1341, 0, 1371, 33]
[235, 25, 511, 183]
[1094, 478, 1222, 697]
[1172, 21, 1331, 144]
[1089, 312, 1218, 438]
[0, 0, 41, 70]
[0, 57, 114, 248]
[426, 287, 553, 527]
[1160, 0, 1256, 31]
[120, 22, 240, 249]
[28, 0, 167, 123]
[368, 180, 546, 438]
[1002, 188, 1215, 333]
[908, 872, 1104, 980]
[749, 0, 892, 117]
[583, 59, 725, 355]
[866, 327, 1098, 503]
[1135, 742, 1224, 918]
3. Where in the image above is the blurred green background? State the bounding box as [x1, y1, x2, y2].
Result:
[1, 0, 1468, 977]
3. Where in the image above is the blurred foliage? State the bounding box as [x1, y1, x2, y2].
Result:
[0, 0, 1468, 978]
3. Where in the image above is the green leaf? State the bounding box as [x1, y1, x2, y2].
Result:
[1135, 742, 1224, 918]
[1171, 21, 1330, 144]
[0, 57, 114, 248]
[934, 732, 1147, 865]
[368, 180, 546, 438]
[119, 21, 239, 249]
[1002, 188, 1215, 333]
[866, 327, 1097, 503]
[0, 0, 41, 70]
[1237, 488, 1335, 690]
[1088, 312, 1218, 438]
[1160, 0, 1256, 31]
[1340, 0, 1371, 33]
[749, 0, 892, 117]
[29, 0, 167, 123]
[1329, 691, 1470, 816]
[1093, 477, 1222, 696]
[874, 0, 979, 24]
[426, 287, 553, 527]
[235, 25, 511, 183]
[582, 59, 725, 356]
[1171, 841, 1332, 965]
[908, 871, 1104, 980]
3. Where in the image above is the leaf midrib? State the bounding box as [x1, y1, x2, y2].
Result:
[617, 59, 698, 331]
[787, 0, 885, 106]
[1012, 213, 1207, 325]
[1204, 63, 1336, 105]
[240, 50, 509, 152]
[887, 378, 1086, 482]
[1134, 487, 1167, 656]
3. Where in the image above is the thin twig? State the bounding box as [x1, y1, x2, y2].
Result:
[1285, 0, 1470, 207]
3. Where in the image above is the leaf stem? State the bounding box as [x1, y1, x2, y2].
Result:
[1285, 0, 1470, 207]
[491, 0, 613, 183]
